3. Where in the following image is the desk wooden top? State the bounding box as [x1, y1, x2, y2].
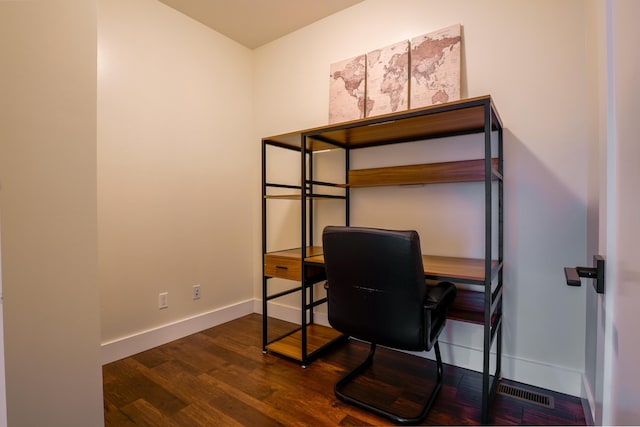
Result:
[304, 253, 498, 283]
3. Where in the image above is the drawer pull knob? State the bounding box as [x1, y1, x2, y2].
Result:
[276, 266, 288, 270]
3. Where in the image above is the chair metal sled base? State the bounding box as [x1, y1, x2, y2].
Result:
[334, 341, 444, 425]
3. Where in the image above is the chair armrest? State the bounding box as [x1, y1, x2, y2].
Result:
[423, 281, 456, 311]
[423, 281, 456, 351]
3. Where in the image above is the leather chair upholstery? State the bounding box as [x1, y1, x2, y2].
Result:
[323, 226, 456, 424]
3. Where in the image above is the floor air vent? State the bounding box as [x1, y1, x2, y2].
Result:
[497, 383, 555, 409]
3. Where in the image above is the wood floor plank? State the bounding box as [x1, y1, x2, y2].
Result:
[120, 398, 179, 427]
[103, 314, 586, 426]
[199, 370, 331, 427]
[103, 358, 187, 416]
[104, 400, 137, 427]
[172, 400, 246, 427]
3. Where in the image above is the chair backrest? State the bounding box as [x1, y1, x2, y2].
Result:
[322, 226, 428, 351]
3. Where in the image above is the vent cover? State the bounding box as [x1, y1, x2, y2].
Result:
[497, 383, 555, 409]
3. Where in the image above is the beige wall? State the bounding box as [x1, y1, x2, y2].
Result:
[98, 0, 256, 343]
[254, 0, 591, 395]
[0, 1, 103, 426]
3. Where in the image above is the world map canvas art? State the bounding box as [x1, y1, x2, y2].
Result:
[366, 40, 409, 117]
[329, 24, 462, 124]
[329, 54, 366, 124]
[410, 24, 461, 108]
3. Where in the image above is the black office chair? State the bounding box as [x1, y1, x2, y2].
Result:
[322, 226, 456, 425]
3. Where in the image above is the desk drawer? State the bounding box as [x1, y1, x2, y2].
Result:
[264, 254, 302, 280]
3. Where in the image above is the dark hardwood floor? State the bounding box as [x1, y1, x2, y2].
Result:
[103, 314, 587, 426]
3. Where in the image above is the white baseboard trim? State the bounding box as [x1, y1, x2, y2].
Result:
[496, 350, 584, 398]
[101, 299, 254, 365]
[257, 299, 585, 398]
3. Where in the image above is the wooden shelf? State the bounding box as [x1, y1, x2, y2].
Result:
[263, 158, 501, 196]
[263, 95, 502, 152]
[264, 194, 301, 200]
[344, 158, 500, 187]
[448, 289, 498, 325]
[265, 324, 344, 361]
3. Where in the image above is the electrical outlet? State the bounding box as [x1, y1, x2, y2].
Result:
[159, 292, 168, 309]
[192, 284, 201, 300]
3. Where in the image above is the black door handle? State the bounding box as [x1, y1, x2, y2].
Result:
[564, 267, 582, 286]
[564, 255, 605, 294]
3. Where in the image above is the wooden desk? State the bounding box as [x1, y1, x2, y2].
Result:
[264, 247, 500, 326]
[305, 252, 500, 325]
[305, 253, 499, 283]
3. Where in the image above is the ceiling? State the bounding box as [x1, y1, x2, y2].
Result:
[157, 0, 365, 49]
